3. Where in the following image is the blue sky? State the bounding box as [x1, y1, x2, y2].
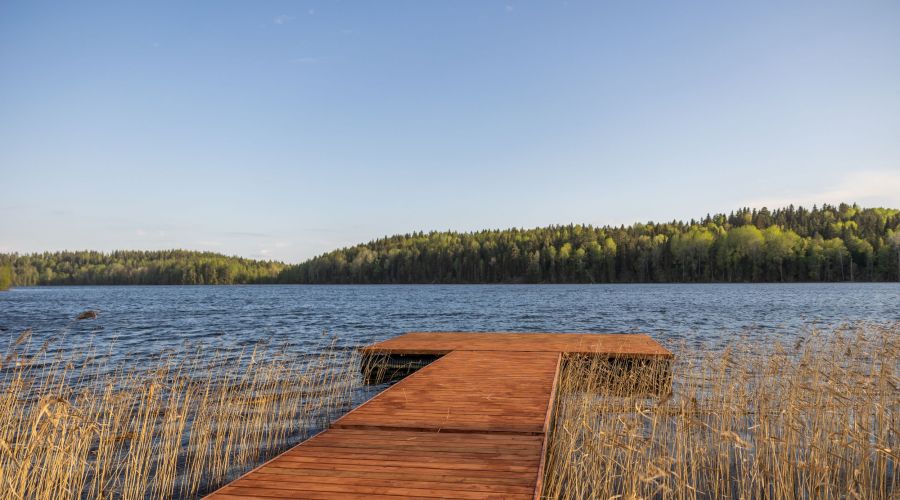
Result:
[2, 1, 899, 262]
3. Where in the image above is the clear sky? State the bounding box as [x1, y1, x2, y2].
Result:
[2, 1, 899, 263]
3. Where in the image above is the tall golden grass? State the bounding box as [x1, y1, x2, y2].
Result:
[0, 330, 370, 499]
[2, 323, 897, 499]
[543, 324, 899, 499]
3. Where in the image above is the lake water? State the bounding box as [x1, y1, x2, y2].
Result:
[1, 284, 898, 360]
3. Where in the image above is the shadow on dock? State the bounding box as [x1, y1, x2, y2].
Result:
[360, 353, 442, 385]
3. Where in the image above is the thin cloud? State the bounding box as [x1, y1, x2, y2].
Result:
[273, 14, 293, 25]
[223, 231, 272, 238]
[745, 169, 900, 209]
[292, 56, 319, 64]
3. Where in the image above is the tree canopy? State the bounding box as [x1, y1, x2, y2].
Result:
[0, 250, 285, 286]
[0, 265, 12, 291]
[3, 204, 899, 286]
[279, 203, 900, 284]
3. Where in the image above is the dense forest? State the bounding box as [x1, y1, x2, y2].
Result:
[0, 265, 12, 291]
[0, 250, 284, 286]
[3, 204, 900, 286]
[280, 204, 900, 284]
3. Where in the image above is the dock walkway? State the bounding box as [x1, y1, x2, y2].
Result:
[208, 332, 671, 499]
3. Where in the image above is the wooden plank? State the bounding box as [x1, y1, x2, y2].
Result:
[534, 352, 562, 500]
[230, 474, 534, 494]
[333, 350, 560, 434]
[249, 465, 535, 483]
[217, 484, 525, 499]
[362, 332, 672, 358]
[207, 332, 671, 499]
[209, 429, 541, 498]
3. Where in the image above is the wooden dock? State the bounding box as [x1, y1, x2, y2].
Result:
[208, 332, 671, 499]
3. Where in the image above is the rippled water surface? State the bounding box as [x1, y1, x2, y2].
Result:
[1, 284, 898, 359]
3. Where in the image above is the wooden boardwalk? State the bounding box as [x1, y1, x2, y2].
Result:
[209, 332, 671, 499]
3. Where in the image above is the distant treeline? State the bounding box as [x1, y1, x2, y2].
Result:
[280, 203, 900, 284]
[0, 250, 285, 286]
[3, 204, 900, 287]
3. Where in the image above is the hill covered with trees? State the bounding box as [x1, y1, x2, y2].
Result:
[0, 250, 285, 286]
[4, 204, 900, 286]
[279, 203, 900, 284]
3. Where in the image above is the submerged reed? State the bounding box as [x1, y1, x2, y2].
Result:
[543, 324, 899, 499]
[0, 331, 371, 499]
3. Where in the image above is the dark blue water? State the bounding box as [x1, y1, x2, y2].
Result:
[1, 284, 898, 359]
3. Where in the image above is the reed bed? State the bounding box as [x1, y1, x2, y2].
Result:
[0, 330, 373, 499]
[543, 324, 899, 499]
[2, 321, 897, 499]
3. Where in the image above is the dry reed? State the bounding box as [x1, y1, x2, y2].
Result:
[542, 323, 899, 499]
[0, 330, 373, 499]
[3, 322, 897, 499]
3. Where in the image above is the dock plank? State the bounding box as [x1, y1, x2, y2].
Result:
[333, 350, 559, 434]
[362, 332, 673, 358]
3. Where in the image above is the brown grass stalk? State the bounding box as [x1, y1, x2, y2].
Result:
[0, 333, 369, 499]
[542, 323, 899, 499]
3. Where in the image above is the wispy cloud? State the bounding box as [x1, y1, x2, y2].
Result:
[273, 14, 294, 25]
[745, 169, 900, 209]
[505, 4, 514, 12]
[223, 231, 272, 238]
[135, 228, 167, 238]
[292, 56, 319, 64]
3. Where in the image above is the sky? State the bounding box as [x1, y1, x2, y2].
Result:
[2, 1, 899, 263]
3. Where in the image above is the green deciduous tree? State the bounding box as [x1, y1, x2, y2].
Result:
[0, 251, 284, 286]
[4, 204, 899, 286]
[763, 226, 801, 281]
[0, 265, 12, 291]
[278, 204, 899, 284]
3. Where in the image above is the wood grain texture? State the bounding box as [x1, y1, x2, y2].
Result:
[208, 429, 543, 499]
[361, 332, 672, 358]
[334, 350, 560, 435]
[207, 332, 670, 499]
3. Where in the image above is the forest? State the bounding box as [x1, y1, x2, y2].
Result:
[0, 250, 284, 286]
[3, 204, 900, 286]
[280, 203, 900, 284]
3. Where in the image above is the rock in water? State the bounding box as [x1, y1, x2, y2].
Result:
[76, 310, 98, 320]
